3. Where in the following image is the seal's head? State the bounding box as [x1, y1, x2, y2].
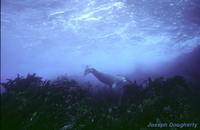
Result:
[122, 77, 127, 83]
[84, 65, 94, 77]
[116, 77, 127, 85]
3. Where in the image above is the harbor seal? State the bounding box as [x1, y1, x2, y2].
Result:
[84, 65, 127, 89]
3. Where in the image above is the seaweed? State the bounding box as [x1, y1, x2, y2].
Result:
[1, 73, 88, 130]
[1, 74, 199, 130]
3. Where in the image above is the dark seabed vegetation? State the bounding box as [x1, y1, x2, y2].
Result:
[1, 73, 200, 130]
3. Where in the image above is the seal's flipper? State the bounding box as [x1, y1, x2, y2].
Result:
[84, 65, 93, 77]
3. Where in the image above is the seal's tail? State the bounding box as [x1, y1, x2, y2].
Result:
[84, 65, 93, 77]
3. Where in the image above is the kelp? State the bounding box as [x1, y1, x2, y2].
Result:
[1, 73, 88, 130]
[1, 74, 199, 130]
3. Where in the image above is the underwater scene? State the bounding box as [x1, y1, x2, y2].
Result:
[1, 0, 200, 129]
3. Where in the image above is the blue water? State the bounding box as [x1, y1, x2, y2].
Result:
[1, 0, 200, 92]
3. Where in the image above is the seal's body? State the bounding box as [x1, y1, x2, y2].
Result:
[84, 65, 127, 89]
